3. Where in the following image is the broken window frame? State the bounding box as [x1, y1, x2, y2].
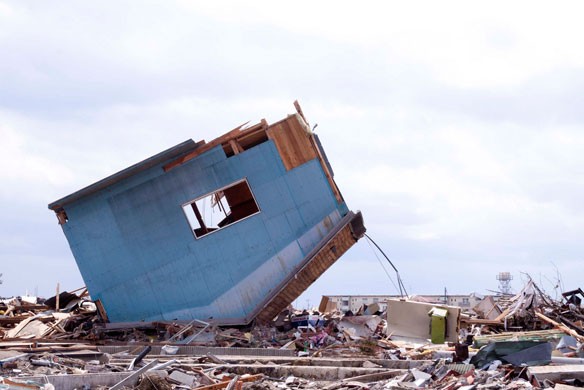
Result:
[182, 178, 261, 239]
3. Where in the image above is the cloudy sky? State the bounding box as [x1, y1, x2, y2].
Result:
[1, 1, 583, 307]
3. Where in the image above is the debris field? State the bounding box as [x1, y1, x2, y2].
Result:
[0, 278, 583, 389]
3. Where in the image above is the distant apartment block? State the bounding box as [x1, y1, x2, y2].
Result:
[319, 293, 485, 314]
[319, 295, 390, 313]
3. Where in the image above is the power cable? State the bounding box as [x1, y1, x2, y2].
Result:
[365, 237, 401, 295]
[364, 233, 408, 297]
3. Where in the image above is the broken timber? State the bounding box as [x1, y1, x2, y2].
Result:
[48, 101, 365, 325]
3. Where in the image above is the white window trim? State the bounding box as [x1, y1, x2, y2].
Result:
[182, 178, 261, 239]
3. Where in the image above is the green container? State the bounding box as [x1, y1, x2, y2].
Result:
[428, 307, 448, 344]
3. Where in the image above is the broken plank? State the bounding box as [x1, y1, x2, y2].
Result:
[225, 375, 240, 390]
[4, 316, 36, 338]
[535, 312, 584, 343]
[195, 374, 263, 390]
[110, 359, 159, 390]
[2, 378, 41, 389]
[164, 125, 246, 171]
[294, 100, 308, 126]
[228, 139, 241, 155]
[0, 315, 35, 326]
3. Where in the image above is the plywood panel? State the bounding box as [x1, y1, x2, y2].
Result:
[386, 299, 460, 343]
[267, 114, 317, 171]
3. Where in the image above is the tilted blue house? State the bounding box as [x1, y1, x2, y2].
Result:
[49, 102, 365, 325]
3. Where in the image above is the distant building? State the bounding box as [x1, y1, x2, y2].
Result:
[319, 293, 485, 313]
[319, 295, 390, 313]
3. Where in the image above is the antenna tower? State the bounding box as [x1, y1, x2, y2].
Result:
[496, 272, 513, 295]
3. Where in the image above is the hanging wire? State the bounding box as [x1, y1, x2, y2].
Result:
[364, 233, 408, 297]
[365, 237, 401, 295]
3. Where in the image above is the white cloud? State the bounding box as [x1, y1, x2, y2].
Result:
[0, 121, 75, 189]
[0, 1, 583, 301]
[185, 1, 584, 88]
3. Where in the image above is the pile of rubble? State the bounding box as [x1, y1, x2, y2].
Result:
[0, 289, 98, 342]
[0, 279, 583, 389]
[462, 279, 584, 351]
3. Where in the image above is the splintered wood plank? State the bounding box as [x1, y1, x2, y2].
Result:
[196, 374, 263, 390]
[163, 124, 246, 171]
[535, 312, 584, 343]
[229, 120, 269, 152]
[95, 299, 109, 323]
[2, 379, 41, 389]
[266, 114, 317, 171]
[229, 140, 242, 155]
[294, 100, 308, 125]
[237, 119, 268, 138]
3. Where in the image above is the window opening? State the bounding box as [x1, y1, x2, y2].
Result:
[183, 179, 260, 238]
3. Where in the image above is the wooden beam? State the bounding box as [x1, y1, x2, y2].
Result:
[191, 203, 208, 235]
[238, 119, 268, 137]
[535, 311, 584, 343]
[110, 359, 159, 390]
[195, 374, 263, 390]
[163, 123, 248, 172]
[460, 318, 503, 326]
[229, 140, 241, 155]
[95, 299, 109, 323]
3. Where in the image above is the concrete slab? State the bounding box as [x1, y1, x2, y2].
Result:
[527, 364, 584, 383]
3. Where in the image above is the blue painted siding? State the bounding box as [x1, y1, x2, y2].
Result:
[60, 139, 347, 322]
